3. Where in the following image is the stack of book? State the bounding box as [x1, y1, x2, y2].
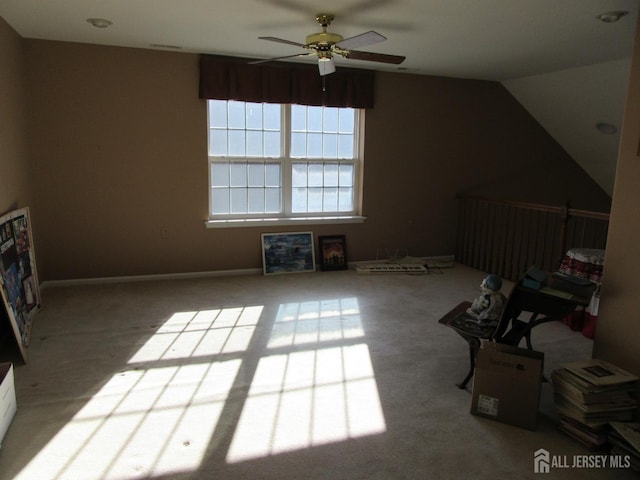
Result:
[609, 422, 640, 471]
[551, 358, 639, 450]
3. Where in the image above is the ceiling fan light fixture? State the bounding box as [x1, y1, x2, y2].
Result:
[596, 11, 628, 23]
[318, 57, 335, 76]
[306, 31, 343, 46]
[86, 18, 112, 28]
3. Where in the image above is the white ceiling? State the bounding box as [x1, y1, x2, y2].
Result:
[1, 0, 637, 195]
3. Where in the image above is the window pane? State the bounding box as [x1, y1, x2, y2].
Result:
[308, 106, 322, 132]
[324, 164, 339, 187]
[339, 109, 355, 134]
[338, 134, 354, 158]
[338, 187, 354, 211]
[265, 188, 281, 212]
[291, 105, 306, 131]
[211, 188, 230, 214]
[323, 134, 338, 158]
[230, 164, 246, 187]
[248, 163, 264, 187]
[264, 131, 281, 157]
[292, 187, 307, 212]
[209, 100, 228, 128]
[323, 187, 338, 211]
[265, 164, 281, 187]
[228, 102, 245, 129]
[207, 103, 360, 219]
[264, 104, 281, 130]
[292, 163, 307, 187]
[339, 164, 354, 187]
[230, 189, 247, 213]
[248, 189, 264, 213]
[246, 130, 263, 157]
[307, 133, 322, 158]
[246, 103, 263, 130]
[228, 130, 246, 156]
[308, 164, 323, 187]
[291, 132, 306, 157]
[307, 187, 323, 212]
[323, 108, 339, 133]
[211, 163, 229, 187]
[209, 130, 228, 156]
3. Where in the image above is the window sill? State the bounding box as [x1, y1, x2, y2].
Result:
[205, 216, 367, 229]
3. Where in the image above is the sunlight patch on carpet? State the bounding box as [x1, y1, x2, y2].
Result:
[227, 296, 385, 463]
[15, 305, 261, 480]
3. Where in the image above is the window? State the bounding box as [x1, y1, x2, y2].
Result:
[207, 100, 364, 227]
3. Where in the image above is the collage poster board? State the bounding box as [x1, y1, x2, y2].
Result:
[0, 207, 40, 362]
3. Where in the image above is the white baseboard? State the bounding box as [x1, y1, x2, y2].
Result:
[40, 268, 263, 289]
[40, 255, 457, 289]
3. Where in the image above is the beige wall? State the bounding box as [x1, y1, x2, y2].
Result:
[0, 17, 30, 213]
[593, 14, 640, 375]
[1, 21, 610, 282]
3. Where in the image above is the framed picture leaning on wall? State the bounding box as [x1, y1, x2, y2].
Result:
[261, 232, 316, 275]
[318, 235, 348, 271]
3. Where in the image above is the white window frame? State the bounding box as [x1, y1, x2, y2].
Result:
[205, 101, 366, 228]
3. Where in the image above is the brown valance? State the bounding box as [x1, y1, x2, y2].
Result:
[199, 55, 375, 108]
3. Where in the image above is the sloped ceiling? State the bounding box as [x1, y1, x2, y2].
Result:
[0, 0, 637, 195]
[503, 59, 631, 196]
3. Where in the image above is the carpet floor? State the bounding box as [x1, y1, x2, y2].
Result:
[0, 264, 635, 479]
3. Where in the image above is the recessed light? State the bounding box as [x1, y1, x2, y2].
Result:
[596, 122, 618, 135]
[596, 11, 628, 23]
[86, 18, 112, 28]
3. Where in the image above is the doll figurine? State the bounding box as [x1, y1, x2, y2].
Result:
[466, 274, 506, 325]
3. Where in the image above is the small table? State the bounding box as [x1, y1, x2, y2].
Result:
[499, 279, 594, 347]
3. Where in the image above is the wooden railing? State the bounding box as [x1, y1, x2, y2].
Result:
[456, 195, 610, 281]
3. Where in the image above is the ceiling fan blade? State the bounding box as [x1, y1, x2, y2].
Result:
[318, 58, 336, 76]
[336, 31, 386, 50]
[258, 36, 306, 48]
[250, 52, 314, 64]
[343, 49, 406, 65]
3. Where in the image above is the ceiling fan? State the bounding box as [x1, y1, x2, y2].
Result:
[252, 13, 406, 76]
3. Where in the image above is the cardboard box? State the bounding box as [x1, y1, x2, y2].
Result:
[471, 341, 544, 430]
[0, 363, 17, 447]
